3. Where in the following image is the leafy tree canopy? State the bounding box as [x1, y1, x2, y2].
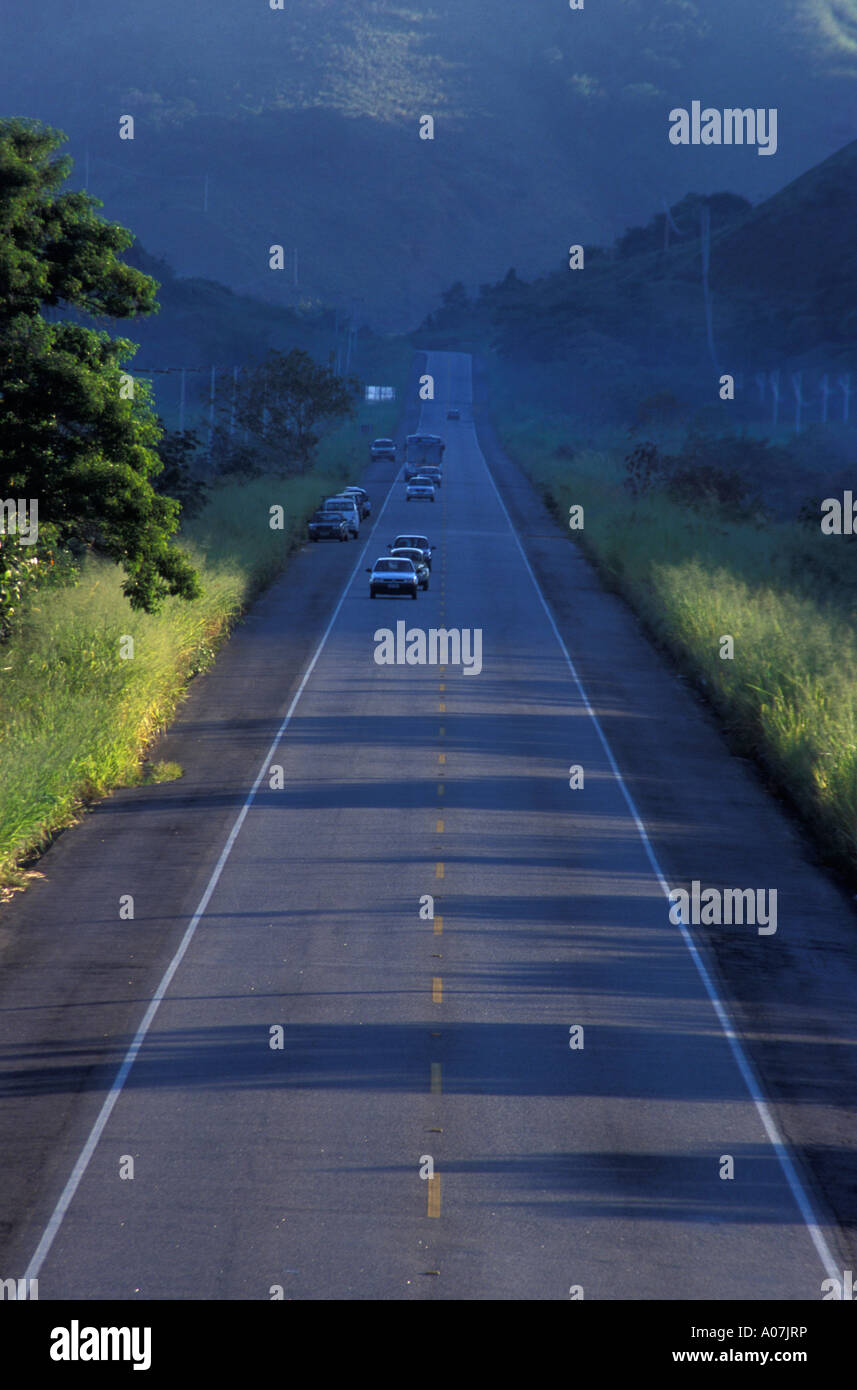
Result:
[214, 348, 358, 475]
[616, 191, 752, 259]
[0, 118, 199, 612]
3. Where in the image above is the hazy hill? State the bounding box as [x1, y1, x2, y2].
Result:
[3, 0, 857, 328]
[413, 136, 857, 429]
[105, 245, 406, 432]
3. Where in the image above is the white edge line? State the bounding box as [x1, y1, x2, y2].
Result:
[466, 352, 842, 1285]
[24, 454, 407, 1282]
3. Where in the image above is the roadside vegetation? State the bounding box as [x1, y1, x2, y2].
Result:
[496, 406, 857, 878]
[0, 468, 343, 888]
[0, 118, 404, 891]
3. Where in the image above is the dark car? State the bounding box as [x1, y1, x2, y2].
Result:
[390, 534, 434, 569]
[391, 546, 430, 589]
[419, 467, 442, 489]
[371, 438, 396, 461]
[367, 556, 419, 599]
[308, 509, 348, 542]
[447, 409, 460, 420]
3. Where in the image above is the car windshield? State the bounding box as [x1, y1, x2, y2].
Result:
[326, 497, 353, 508]
[318, 511, 343, 520]
[376, 559, 412, 572]
[373, 439, 393, 446]
[392, 549, 422, 562]
[395, 537, 427, 548]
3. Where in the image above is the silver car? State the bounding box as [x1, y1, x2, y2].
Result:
[370, 438, 396, 461]
[391, 547, 430, 589]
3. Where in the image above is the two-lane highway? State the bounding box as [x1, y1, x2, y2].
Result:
[2, 352, 846, 1299]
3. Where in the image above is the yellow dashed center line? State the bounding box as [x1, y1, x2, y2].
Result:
[434, 914, 443, 936]
[439, 702, 446, 713]
[436, 819, 444, 834]
[432, 977, 443, 1003]
[435, 862, 444, 879]
[438, 753, 446, 765]
[427, 1174, 441, 1219]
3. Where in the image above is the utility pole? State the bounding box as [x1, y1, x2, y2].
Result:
[230, 365, 239, 437]
[700, 203, 719, 373]
[839, 373, 851, 423]
[769, 370, 780, 429]
[179, 367, 186, 434]
[791, 372, 804, 434]
[208, 365, 216, 454]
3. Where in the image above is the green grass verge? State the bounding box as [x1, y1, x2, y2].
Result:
[497, 409, 857, 878]
[0, 465, 351, 889]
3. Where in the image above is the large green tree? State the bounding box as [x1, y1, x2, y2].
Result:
[0, 118, 199, 612]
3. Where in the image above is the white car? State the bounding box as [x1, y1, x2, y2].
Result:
[342, 486, 371, 518]
[366, 557, 419, 599]
[406, 481, 436, 502]
[320, 495, 360, 537]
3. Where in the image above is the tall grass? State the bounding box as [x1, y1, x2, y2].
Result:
[498, 410, 857, 875]
[0, 468, 347, 886]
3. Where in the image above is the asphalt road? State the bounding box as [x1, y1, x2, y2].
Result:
[0, 351, 852, 1300]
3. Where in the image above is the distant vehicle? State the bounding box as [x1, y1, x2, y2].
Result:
[404, 433, 445, 479]
[342, 486, 371, 518]
[308, 509, 349, 542]
[371, 438, 396, 461]
[390, 534, 434, 569]
[447, 409, 460, 420]
[367, 556, 419, 599]
[391, 547, 430, 589]
[319, 495, 360, 537]
[419, 467, 442, 488]
[406, 481, 436, 502]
